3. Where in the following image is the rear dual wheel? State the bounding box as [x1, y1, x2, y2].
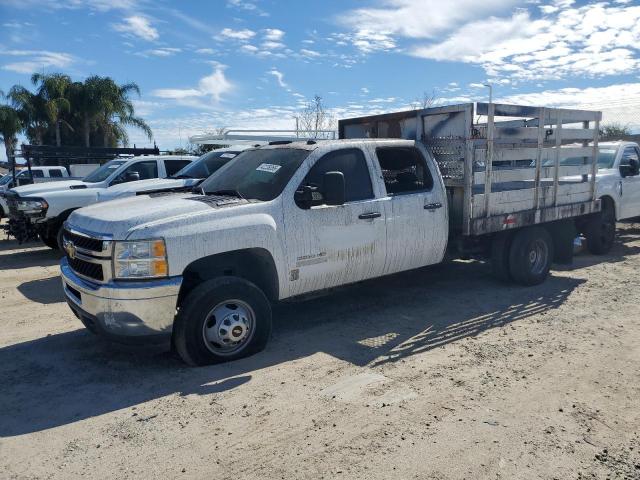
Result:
[491, 226, 554, 286]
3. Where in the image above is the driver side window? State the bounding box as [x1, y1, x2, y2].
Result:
[621, 147, 640, 166]
[296, 148, 373, 207]
[117, 161, 158, 183]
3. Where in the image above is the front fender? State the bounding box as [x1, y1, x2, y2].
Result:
[133, 212, 287, 296]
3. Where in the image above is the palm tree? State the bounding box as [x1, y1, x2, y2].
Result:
[7, 85, 47, 145]
[0, 105, 23, 169]
[31, 73, 72, 147]
[96, 78, 153, 147]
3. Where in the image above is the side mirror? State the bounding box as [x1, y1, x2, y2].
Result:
[323, 171, 345, 206]
[620, 158, 639, 178]
[294, 185, 315, 210]
[125, 171, 141, 182]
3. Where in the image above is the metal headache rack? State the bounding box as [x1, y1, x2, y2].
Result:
[339, 102, 602, 236]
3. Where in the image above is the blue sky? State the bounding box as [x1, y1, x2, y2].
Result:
[1, 0, 640, 157]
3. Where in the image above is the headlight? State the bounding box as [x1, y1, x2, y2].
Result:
[16, 198, 48, 214]
[113, 239, 168, 279]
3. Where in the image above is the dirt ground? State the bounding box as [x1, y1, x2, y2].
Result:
[1, 221, 639, 480]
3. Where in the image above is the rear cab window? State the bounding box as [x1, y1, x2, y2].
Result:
[49, 169, 63, 178]
[375, 147, 434, 195]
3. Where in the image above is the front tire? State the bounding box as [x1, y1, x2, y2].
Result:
[173, 277, 272, 366]
[508, 227, 554, 286]
[584, 202, 616, 255]
[40, 226, 61, 250]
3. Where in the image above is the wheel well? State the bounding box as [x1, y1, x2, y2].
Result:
[177, 248, 279, 307]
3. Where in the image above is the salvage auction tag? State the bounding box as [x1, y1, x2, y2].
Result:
[220, 153, 237, 158]
[256, 163, 281, 173]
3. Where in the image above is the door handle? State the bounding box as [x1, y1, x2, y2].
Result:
[424, 202, 442, 211]
[358, 212, 382, 220]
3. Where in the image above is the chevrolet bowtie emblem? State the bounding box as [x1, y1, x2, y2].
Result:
[64, 240, 77, 260]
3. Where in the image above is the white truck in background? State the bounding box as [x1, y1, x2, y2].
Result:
[59, 103, 613, 366]
[5, 155, 195, 248]
[0, 166, 71, 219]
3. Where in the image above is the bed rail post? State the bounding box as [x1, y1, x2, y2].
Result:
[484, 102, 495, 218]
[534, 107, 546, 210]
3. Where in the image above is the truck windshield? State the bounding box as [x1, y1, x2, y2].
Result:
[0, 170, 25, 185]
[171, 151, 240, 179]
[82, 160, 127, 183]
[200, 148, 311, 201]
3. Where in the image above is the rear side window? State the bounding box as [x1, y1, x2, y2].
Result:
[164, 159, 192, 177]
[30, 170, 44, 178]
[300, 148, 373, 204]
[375, 147, 434, 195]
[49, 169, 63, 178]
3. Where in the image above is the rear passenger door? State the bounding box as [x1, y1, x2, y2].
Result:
[374, 146, 448, 274]
[284, 147, 388, 296]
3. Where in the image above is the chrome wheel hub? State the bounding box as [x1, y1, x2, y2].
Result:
[202, 300, 255, 356]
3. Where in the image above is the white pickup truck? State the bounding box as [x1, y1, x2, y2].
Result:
[0, 166, 70, 218]
[59, 103, 611, 365]
[5, 155, 195, 247]
[574, 141, 640, 253]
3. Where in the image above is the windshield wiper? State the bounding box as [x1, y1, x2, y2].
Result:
[207, 189, 246, 200]
[171, 174, 193, 179]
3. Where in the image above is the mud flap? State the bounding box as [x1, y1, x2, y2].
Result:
[546, 219, 575, 265]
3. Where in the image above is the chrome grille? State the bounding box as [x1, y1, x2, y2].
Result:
[68, 256, 104, 281]
[63, 227, 113, 283]
[63, 228, 104, 253]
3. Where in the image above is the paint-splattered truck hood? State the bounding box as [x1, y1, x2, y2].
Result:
[66, 192, 260, 240]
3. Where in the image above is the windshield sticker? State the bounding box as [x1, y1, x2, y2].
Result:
[108, 165, 119, 169]
[256, 163, 281, 173]
[220, 153, 237, 158]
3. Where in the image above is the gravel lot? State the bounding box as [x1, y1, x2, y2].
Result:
[1, 221, 640, 479]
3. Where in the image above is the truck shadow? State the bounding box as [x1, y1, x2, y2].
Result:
[0, 260, 583, 437]
[17, 276, 64, 304]
[0, 249, 62, 271]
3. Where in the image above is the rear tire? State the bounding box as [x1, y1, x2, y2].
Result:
[490, 232, 513, 282]
[173, 277, 272, 366]
[508, 227, 554, 286]
[584, 202, 615, 255]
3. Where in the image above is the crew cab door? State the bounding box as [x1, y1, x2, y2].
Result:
[373, 145, 448, 274]
[283, 147, 388, 297]
[618, 145, 640, 219]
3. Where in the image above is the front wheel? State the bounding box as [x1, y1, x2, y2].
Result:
[508, 226, 554, 286]
[173, 277, 272, 366]
[40, 226, 62, 250]
[584, 204, 616, 255]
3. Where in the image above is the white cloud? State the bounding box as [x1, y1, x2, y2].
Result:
[152, 65, 233, 103]
[410, 3, 640, 81]
[268, 68, 287, 88]
[217, 28, 256, 41]
[263, 28, 285, 41]
[500, 82, 640, 131]
[0, 48, 76, 73]
[143, 47, 181, 57]
[195, 48, 215, 55]
[113, 16, 159, 41]
[339, 0, 524, 40]
[226, 0, 268, 16]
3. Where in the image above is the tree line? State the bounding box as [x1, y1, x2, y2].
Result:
[0, 73, 153, 166]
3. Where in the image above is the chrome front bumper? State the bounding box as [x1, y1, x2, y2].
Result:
[61, 257, 182, 343]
